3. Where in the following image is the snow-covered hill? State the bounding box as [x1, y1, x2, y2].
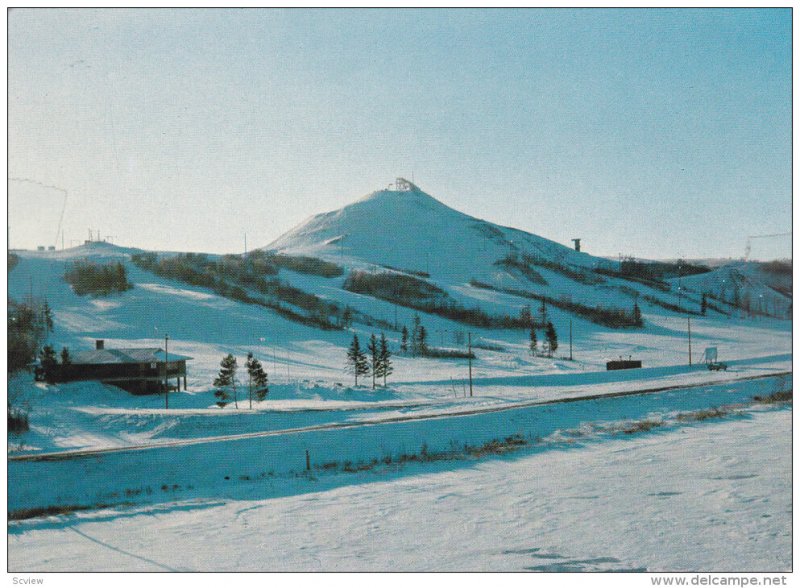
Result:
[6, 182, 792, 573]
[8, 181, 791, 395]
[267, 183, 791, 323]
[672, 260, 792, 318]
[267, 185, 600, 281]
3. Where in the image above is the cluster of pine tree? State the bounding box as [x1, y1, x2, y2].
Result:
[399, 314, 428, 356]
[64, 261, 133, 296]
[8, 298, 56, 431]
[528, 322, 558, 357]
[346, 333, 393, 388]
[213, 352, 269, 408]
[8, 298, 56, 374]
[396, 314, 475, 359]
[37, 345, 72, 384]
[522, 301, 559, 358]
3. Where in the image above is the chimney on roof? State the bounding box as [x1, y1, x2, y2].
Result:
[96, 340, 105, 350]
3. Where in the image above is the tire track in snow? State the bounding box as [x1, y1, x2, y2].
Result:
[67, 526, 180, 571]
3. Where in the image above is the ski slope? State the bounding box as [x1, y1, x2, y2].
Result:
[6, 183, 792, 573]
[8, 229, 790, 461]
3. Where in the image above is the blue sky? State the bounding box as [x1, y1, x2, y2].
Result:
[8, 8, 792, 260]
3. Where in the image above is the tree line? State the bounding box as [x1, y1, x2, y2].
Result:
[64, 261, 133, 296]
[344, 270, 535, 329]
[8, 298, 55, 432]
[132, 252, 343, 330]
[470, 280, 644, 329]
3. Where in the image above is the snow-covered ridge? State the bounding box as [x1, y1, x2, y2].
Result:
[265, 186, 607, 287]
[11, 240, 142, 261]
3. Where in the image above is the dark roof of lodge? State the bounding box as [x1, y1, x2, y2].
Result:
[71, 348, 193, 365]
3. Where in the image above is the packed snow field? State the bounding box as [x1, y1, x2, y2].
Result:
[9, 405, 791, 572]
[7, 186, 792, 572]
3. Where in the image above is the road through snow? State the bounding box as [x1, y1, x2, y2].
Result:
[8, 406, 791, 572]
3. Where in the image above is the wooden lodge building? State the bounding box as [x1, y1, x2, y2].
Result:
[65, 340, 192, 395]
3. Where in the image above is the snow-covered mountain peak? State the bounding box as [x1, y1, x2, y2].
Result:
[320, 186, 473, 232]
[264, 182, 586, 282]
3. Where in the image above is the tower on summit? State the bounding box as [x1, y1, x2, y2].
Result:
[395, 177, 419, 192]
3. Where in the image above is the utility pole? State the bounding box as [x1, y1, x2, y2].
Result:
[687, 316, 692, 366]
[164, 334, 169, 409]
[569, 319, 573, 361]
[468, 332, 473, 397]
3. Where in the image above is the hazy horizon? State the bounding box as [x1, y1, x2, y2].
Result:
[8, 8, 792, 261]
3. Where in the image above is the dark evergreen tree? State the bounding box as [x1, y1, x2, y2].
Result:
[367, 334, 379, 390]
[39, 345, 58, 383]
[400, 326, 409, 353]
[732, 283, 741, 308]
[8, 303, 44, 374]
[417, 325, 428, 356]
[520, 304, 532, 327]
[116, 262, 128, 288]
[539, 299, 547, 325]
[342, 306, 353, 329]
[378, 333, 393, 387]
[633, 302, 643, 326]
[411, 314, 422, 356]
[545, 322, 558, 357]
[346, 334, 369, 386]
[246, 353, 269, 402]
[701, 293, 708, 316]
[213, 353, 238, 408]
[529, 327, 537, 357]
[244, 352, 268, 408]
[42, 300, 54, 335]
[60, 346, 71, 380]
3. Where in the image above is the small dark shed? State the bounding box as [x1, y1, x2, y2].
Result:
[606, 359, 642, 371]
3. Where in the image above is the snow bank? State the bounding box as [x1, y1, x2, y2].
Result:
[8, 374, 788, 514]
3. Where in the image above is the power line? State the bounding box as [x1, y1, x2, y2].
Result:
[8, 177, 69, 248]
